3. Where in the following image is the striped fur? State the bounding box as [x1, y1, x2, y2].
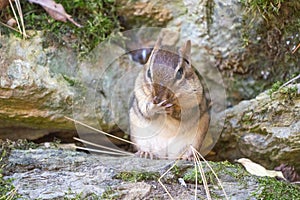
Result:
[129, 39, 210, 160]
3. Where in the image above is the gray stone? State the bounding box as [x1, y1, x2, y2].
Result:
[213, 84, 300, 171]
[3, 148, 268, 199]
[0, 33, 75, 139]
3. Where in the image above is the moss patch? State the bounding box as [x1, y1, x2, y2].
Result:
[268, 75, 299, 98]
[1, 0, 120, 57]
[240, 0, 286, 20]
[182, 161, 249, 185]
[253, 177, 300, 199]
[101, 187, 120, 200]
[0, 173, 20, 200]
[114, 171, 160, 182]
[0, 140, 28, 199]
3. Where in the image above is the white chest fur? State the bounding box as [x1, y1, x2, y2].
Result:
[130, 113, 198, 159]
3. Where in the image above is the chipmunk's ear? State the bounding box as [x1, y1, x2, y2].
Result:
[153, 35, 163, 51]
[147, 34, 163, 65]
[179, 40, 191, 63]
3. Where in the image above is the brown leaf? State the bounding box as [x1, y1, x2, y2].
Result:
[28, 0, 82, 28]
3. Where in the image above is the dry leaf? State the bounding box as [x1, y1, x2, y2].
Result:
[237, 158, 286, 180]
[28, 0, 82, 28]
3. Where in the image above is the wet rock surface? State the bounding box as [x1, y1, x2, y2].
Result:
[4, 148, 263, 199]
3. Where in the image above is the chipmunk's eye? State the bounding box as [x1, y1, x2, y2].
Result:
[176, 67, 183, 80]
[147, 68, 151, 79]
[183, 58, 190, 65]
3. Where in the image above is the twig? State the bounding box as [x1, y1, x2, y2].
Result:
[6, 187, 18, 200]
[157, 146, 193, 200]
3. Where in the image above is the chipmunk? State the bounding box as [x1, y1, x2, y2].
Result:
[129, 36, 210, 160]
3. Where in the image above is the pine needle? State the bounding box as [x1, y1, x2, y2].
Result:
[0, 20, 21, 33]
[73, 137, 134, 156]
[191, 146, 228, 200]
[278, 74, 300, 90]
[158, 160, 178, 200]
[15, 0, 26, 37]
[192, 147, 211, 200]
[9, 0, 21, 33]
[64, 116, 136, 145]
[292, 43, 300, 54]
[75, 146, 133, 156]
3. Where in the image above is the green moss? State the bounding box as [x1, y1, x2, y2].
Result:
[241, 110, 254, 126]
[182, 161, 250, 187]
[0, 174, 20, 200]
[268, 81, 283, 96]
[62, 74, 76, 86]
[114, 171, 160, 182]
[1, 0, 119, 57]
[63, 188, 101, 200]
[0, 139, 39, 151]
[253, 177, 300, 199]
[268, 76, 299, 98]
[279, 85, 298, 98]
[171, 164, 182, 177]
[101, 187, 120, 200]
[240, 0, 286, 20]
[0, 145, 21, 200]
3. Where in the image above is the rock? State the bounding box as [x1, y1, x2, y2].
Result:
[0, 0, 299, 173]
[0, 32, 138, 143]
[117, 0, 300, 105]
[0, 33, 76, 140]
[4, 147, 293, 199]
[213, 84, 300, 172]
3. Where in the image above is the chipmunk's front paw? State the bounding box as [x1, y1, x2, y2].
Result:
[181, 150, 195, 161]
[135, 150, 157, 160]
[146, 100, 173, 115]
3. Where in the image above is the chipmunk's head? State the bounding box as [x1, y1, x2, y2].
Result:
[143, 37, 200, 105]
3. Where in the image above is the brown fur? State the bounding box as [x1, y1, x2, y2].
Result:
[129, 39, 210, 160]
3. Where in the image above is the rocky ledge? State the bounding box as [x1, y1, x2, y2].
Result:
[3, 147, 299, 199]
